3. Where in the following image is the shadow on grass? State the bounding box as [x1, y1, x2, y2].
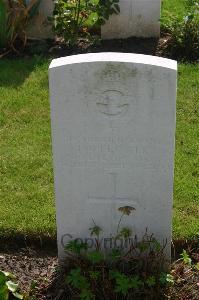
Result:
[0, 56, 49, 88]
[0, 37, 160, 89]
[0, 230, 198, 260]
[0, 232, 57, 254]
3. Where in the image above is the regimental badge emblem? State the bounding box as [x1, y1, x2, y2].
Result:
[97, 90, 129, 116]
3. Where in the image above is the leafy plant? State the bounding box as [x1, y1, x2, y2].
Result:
[118, 227, 132, 239]
[0, 270, 24, 300]
[89, 270, 100, 280]
[180, 249, 192, 265]
[195, 262, 199, 270]
[145, 275, 156, 288]
[161, 1, 199, 61]
[117, 206, 135, 235]
[110, 271, 133, 295]
[110, 271, 143, 295]
[0, 0, 41, 56]
[165, 250, 199, 299]
[65, 239, 88, 255]
[159, 272, 174, 286]
[89, 219, 102, 250]
[52, 0, 120, 46]
[66, 268, 94, 300]
[86, 250, 104, 264]
[63, 206, 168, 299]
[89, 220, 102, 238]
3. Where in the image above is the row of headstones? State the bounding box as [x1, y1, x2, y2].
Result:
[33, 0, 161, 39]
[49, 53, 177, 259]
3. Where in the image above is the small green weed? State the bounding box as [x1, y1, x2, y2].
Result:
[167, 250, 199, 299]
[63, 206, 170, 299]
[0, 270, 24, 299]
[180, 249, 192, 265]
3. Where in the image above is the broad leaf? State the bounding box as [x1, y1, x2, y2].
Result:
[6, 280, 18, 293]
[13, 291, 24, 299]
[0, 285, 9, 300]
[0, 272, 6, 286]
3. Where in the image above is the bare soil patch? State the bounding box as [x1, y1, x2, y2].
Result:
[0, 240, 198, 299]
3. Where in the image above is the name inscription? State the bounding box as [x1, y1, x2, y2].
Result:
[63, 136, 167, 170]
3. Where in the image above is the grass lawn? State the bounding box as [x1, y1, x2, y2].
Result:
[173, 64, 199, 239]
[0, 58, 55, 237]
[161, 0, 188, 18]
[0, 59, 198, 240]
[0, 0, 198, 241]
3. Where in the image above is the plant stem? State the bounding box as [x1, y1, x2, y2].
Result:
[117, 213, 124, 235]
[76, 0, 81, 25]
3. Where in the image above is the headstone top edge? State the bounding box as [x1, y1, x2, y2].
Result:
[49, 53, 177, 71]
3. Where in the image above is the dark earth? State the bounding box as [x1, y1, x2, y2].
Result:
[0, 233, 198, 299]
[1, 34, 171, 60]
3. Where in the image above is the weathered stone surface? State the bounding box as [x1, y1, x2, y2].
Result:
[49, 53, 177, 259]
[26, 0, 54, 39]
[102, 0, 161, 39]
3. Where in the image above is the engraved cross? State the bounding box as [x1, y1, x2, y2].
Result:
[88, 173, 137, 204]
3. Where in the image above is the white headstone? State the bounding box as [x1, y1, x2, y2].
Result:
[102, 0, 161, 39]
[49, 53, 177, 259]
